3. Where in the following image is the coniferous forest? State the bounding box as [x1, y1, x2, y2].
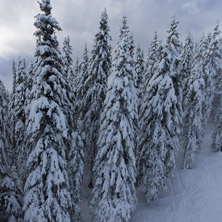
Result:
[1, 0, 222, 221]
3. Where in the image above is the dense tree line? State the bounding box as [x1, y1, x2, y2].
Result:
[1, 0, 222, 221]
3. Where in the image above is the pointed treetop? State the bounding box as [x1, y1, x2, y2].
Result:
[63, 36, 73, 66]
[213, 21, 220, 38]
[185, 31, 193, 41]
[153, 31, 158, 42]
[182, 32, 194, 63]
[34, 0, 61, 41]
[99, 8, 109, 31]
[120, 16, 130, 38]
[196, 33, 208, 60]
[84, 43, 88, 57]
[12, 60, 17, 95]
[39, 0, 52, 15]
[148, 31, 159, 56]
[166, 16, 180, 48]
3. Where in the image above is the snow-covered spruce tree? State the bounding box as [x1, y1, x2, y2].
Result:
[207, 23, 222, 120]
[75, 44, 89, 123]
[83, 9, 112, 185]
[62, 40, 84, 222]
[62, 36, 74, 84]
[136, 34, 160, 185]
[181, 32, 194, 113]
[197, 34, 214, 137]
[137, 42, 180, 202]
[165, 16, 183, 127]
[0, 80, 22, 222]
[128, 33, 137, 85]
[183, 50, 205, 169]
[62, 37, 84, 221]
[12, 60, 17, 95]
[4, 59, 28, 222]
[23, 1, 81, 221]
[210, 24, 222, 151]
[144, 32, 160, 85]
[211, 96, 222, 151]
[27, 62, 34, 92]
[74, 58, 80, 83]
[135, 45, 145, 108]
[12, 59, 28, 184]
[0, 81, 9, 175]
[91, 16, 138, 222]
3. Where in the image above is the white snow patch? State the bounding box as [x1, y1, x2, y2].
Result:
[135, 120, 222, 222]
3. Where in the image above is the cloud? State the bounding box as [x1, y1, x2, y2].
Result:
[182, 1, 199, 14]
[0, 0, 221, 90]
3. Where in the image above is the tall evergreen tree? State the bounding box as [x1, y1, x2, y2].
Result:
[181, 32, 194, 113]
[137, 42, 180, 202]
[207, 23, 222, 120]
[73, 58, 80, 92]
[75, 44, 89, 123]
[62, 37, 84, 222]
[83, 9, 112, 185]
[13, 59, 28, 183]
[144, 32, 160, 85]
[12, 60, 17, 95]
[210, 24, 222, 151]
[135, 45, 145, 105]
[62, 36, 74, 83]
[91, 16, 138, 222]
[23, 1, 78, 221]
[166, 16, 183, 127]
[183, 48, 205, 168]
[0, 80, 22, 222]
[211, 96, 222, 152]
[197, 34, 213, 137]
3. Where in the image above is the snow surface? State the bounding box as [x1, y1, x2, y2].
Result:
[80, 120, 222, 222]
[135, 120, 222, 222]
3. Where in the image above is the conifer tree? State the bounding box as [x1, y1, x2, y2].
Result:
[137, 42, 180, 202]
[23, 1, 77, 221]
[62, 38, 84, 222]
[181, 32, 194, 112]
[144, 32, 160, 85]
[201, 34, 214, 130]
[136, 34, 160, 184]
[5, 59, 28, 222]
[196, 34, 213, 137]
[183, 49, 205, 168]
[166, 16, 183, 126]
[27, 62, 34, 92]
[207, 23, 222, 120]
[135, 45, 145, 106]
[13, 59, 28, 183]
[12, 60, 17, 95]
[211, 96, 222, 152]
[91, 16, 137, 222]
[83, 9, 112, 185]
[63, 47, 84, 222]
[0, 80, 22, 222]
[62, 36, 74, 83]
[75, 44, 89, 123]
[210, 24, 222, 151]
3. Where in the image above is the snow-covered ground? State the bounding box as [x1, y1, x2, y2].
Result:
[80, 121, 222, 222]
[135, 121, 222, 222]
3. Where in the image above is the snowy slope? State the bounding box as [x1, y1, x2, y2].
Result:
[135, 121, 222, 222]
[80, 121, 222, 222]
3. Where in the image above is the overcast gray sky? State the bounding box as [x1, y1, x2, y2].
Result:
[0, 0, 221, 90]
